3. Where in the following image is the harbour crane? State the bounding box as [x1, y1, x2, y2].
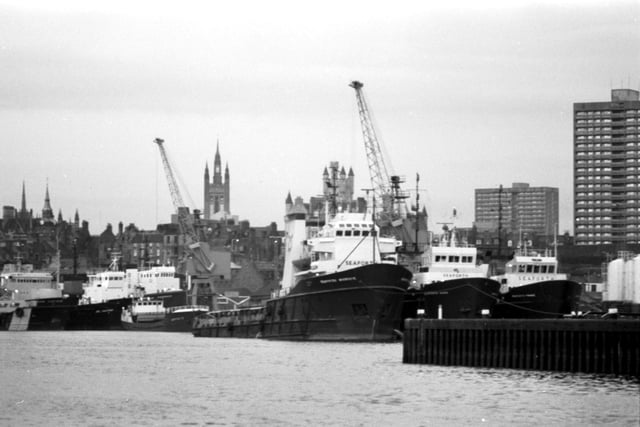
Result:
[349, 81, 408, 223]
[153, 138, 215, 273]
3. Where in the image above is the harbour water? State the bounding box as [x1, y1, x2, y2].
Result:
[1, 332, 638, 426]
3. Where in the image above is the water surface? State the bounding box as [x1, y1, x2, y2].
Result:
[1, 332, 638, 426]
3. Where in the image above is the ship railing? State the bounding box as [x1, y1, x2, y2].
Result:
[166, 304, 210, 313]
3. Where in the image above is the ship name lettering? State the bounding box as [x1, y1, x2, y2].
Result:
[344, 260, 372, 266]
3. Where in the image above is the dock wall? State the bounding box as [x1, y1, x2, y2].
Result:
[403, 319, 640, 376]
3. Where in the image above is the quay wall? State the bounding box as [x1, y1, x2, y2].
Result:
[403, 318, 640, 376]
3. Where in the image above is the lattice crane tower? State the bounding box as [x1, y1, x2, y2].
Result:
[153, 138, 214, 272]
[350, 81, 406, 220]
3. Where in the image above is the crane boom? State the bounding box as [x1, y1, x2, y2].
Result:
[154, 138, 186, 210]
[154, 138, 197, 244]
[154, 138, 214, 272]
[350, 81, 394, 217]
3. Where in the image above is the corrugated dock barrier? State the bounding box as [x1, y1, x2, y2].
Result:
[403, 319, 640, 376]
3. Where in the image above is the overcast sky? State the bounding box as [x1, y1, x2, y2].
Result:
[1, 0, 639, 235]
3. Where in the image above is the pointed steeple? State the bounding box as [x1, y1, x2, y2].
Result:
[42, 180, 54, 223]
[204, 161, 210, 179]
[213, 139, 222, 185]
[224, 162, 229, 178]
[215, 139, 221, 167]
[57, 209, 63, 223]
[20, 181, 27, 213]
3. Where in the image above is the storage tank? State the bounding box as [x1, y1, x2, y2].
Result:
[632, 255, 640, 304]
[605, 258, 624, 301]
[622, 258, 635, 301]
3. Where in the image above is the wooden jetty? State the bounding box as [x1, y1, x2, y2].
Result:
[403, 318, 640, 376]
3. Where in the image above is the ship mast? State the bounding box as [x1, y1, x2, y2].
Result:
[415, 173, 420, 253]
[497, 184, 503, 259]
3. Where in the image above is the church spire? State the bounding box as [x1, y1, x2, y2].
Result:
[213, 139, 222, 185]
[42, 180, 54, 224]
[20, 181, 27, 213]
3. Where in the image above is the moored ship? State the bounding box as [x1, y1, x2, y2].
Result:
[0, 260, 76, 331]
[491, 249, 582, 318]
[67, 256, 188, 330]
[193, 199, 412, 341]
[403, 224, 501, 320]
[121, 297, 209, 332]
[121, 298, 166, 331]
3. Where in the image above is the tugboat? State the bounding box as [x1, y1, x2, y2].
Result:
[193, 197, 412, 341]
[121, 298, 165, 330]
[403, 223, 501, 319]
[491, 242, 582, 318]
[121, 296, 209, 332]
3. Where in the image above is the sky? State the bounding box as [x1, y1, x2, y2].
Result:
[1, 0, 639, 235]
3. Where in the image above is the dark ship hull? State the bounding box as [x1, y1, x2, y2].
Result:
[403, 277, 502, 320]
[193, 263, 412, 341]
[121, 307, 208, 332]
[0, 298, 78, 331]
[121, 318, 165, 331]
[1, 298, 133, 331]
[66, 298, 133, 330]
[164, 307, 209, 332]
[492, 280, 583, 319]
[66, 291, 187, 330]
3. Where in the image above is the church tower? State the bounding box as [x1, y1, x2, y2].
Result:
[203, 141, 231, 219]
[322, 161, 355, 209]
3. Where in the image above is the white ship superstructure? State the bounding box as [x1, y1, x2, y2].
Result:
[0, 262, 60, 300]
[411, 227, 488, 288]
[302, 211, 400, 276]
[493, 253, 567, 290]
[82, 256, 181, 304]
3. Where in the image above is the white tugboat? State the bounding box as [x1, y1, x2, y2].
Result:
[491, 242, 582, 318]
[404, 224, 501, 319]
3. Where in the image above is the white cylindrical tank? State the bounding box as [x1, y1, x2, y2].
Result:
[632, 255, 640, 304]
[623, 259, 635, 301]
[606, 258, 624, 301]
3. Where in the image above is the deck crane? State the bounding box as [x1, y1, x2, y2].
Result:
[349, 81, 408, 223]
[153, 138, 215, 273]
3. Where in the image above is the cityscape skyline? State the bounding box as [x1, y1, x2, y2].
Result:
[1, 1, 639, 235]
